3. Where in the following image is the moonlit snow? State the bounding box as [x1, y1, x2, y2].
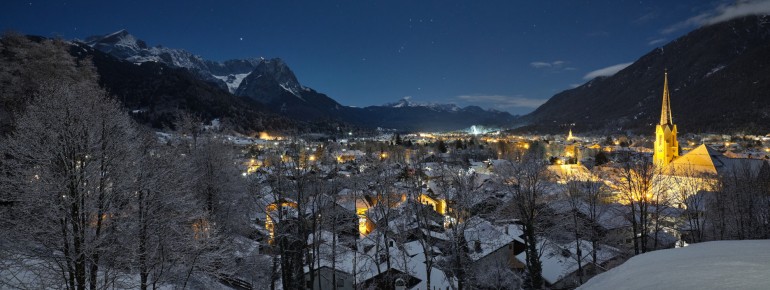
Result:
[578, 240, 770, 290]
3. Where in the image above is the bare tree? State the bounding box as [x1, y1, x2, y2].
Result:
[445, 169, 484, 290]
[1, 76, 138, 290]
[121, 132, 202, 290]
[259, 139, 317, 290]
[472, 256, 522, 290]
[709, 160, 770, 240]
[581, 169, 611, 270]
[405, 159, 439, 290]
[668, 165, 714, 244]
[560, 179, 589, 285]
[496, 151, 550, 289]
[614, 152, 670, 254]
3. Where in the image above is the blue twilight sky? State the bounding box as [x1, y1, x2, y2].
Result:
[3, 0, 770, 115]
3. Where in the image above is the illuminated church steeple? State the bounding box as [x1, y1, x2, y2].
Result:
[654, 71, 679, 167]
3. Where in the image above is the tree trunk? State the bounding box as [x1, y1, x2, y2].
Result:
[573, 212, 583, 284]
[524, 224, 543, 289]
[139, 190, 149, 290]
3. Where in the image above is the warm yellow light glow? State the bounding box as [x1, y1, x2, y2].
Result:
[259, 132, 274, 140]
[265, 201, 298, 243]
[418, 194, 447, 215]
[246, 158, 261, 174]
[192, 219, 211, 240]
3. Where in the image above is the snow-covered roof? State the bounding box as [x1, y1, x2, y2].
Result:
[463, 216, 523, 262]
[547, 164, 593, 181]
[354, 231, 457, 289]
[304, 243, 357, 275]
[548, 200, 632, 230]
[517, 239, 620, 285]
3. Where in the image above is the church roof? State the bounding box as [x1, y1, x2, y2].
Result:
[660, 71, 673, 126]
[666, 144, 721, 176]
[666, 144, 768, 177]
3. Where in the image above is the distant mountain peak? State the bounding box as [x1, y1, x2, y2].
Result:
[84, 29, 148, 58]
[384, 98, 464, 112]
[82, 30, 267, 92]
[253, 58, 300, 88]
[386, 97, 414, 108]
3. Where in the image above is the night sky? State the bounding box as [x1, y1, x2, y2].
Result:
[3, 0, 769, 115]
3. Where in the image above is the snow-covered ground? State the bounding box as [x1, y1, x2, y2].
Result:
[579, 240, 770, 290]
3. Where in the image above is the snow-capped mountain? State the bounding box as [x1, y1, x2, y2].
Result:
[348, 97, 517, 132]
[81, 30, 518, 131]
[82, 30, 344, 121]
[236, 58, 305, 103]
[385, 97, 461, 112]
[84, 30, 259, 93]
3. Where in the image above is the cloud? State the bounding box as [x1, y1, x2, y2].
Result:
[530, 60, 574, 72]
[662, 0, 770, 34]
[583, 62, 633, 80]
[530, 61, 554, 68]
[456, 94, 547, 109]
[703, 0, 770, 24]
[647, 38, 667, 46]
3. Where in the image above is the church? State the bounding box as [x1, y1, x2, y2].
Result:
[652, 72, 768, 200]
[653, 72, 678, 168]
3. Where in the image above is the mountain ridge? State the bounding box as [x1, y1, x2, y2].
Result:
[83, 30, 517, 131]
[519, 15, 770, 134]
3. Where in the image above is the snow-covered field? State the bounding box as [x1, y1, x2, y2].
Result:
[579, 240, 770, 290]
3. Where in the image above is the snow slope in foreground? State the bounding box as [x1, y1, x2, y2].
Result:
[578, 240, 770, 290]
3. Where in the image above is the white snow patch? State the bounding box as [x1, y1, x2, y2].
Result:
[579, 240, 770, 290]
[705, 65, 726, 78]
[280, 83, 305, 101]
[213, 72, 252, 94]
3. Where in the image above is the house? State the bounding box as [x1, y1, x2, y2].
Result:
[303, 237, 357, 290]
[356, 230, 457, 290]
[516, 239, 620, 289]
[463, 217, 526, 272]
